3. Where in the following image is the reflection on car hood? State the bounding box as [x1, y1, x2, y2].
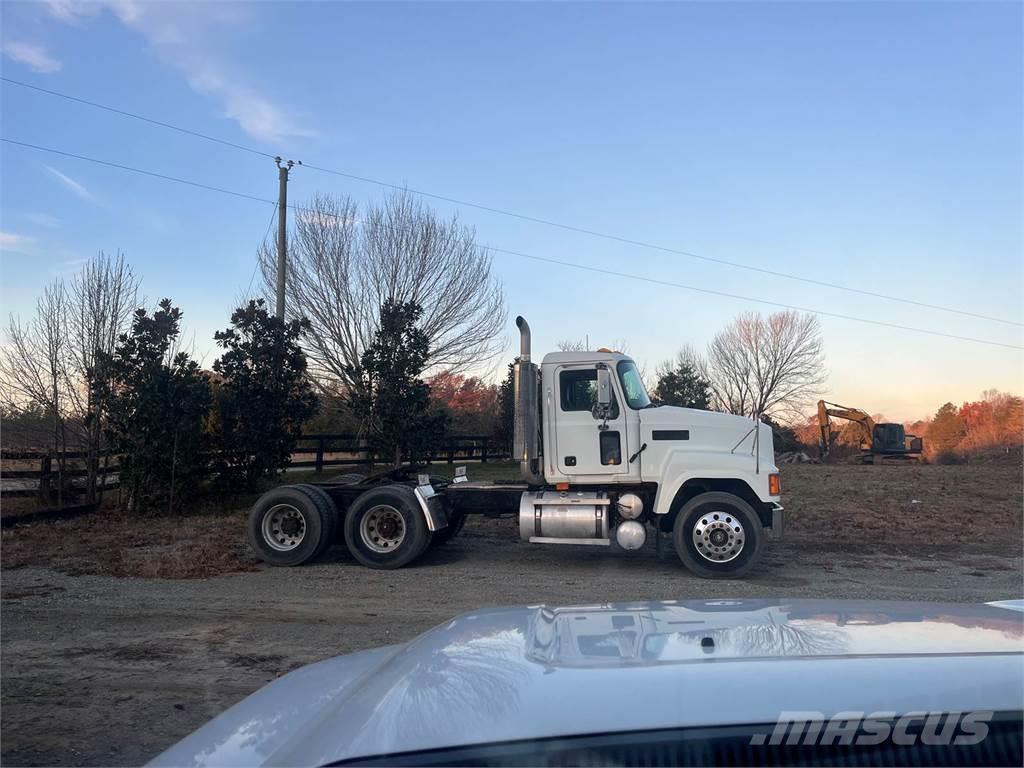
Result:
[149, 599, 1024, 767]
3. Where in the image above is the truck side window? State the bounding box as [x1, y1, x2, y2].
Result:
[560, 369, 618, 417]
[560, 369, 597, 411]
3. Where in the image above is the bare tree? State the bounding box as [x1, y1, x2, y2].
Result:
[65, 252, 139, 502]
[706, 311, 826, 420]
[556, 339, 587, 352]
[1, 253, 139, 504]
[259, 190, 506, 389]
[1, 282, 71, 504]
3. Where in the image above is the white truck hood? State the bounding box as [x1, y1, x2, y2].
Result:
[640, 406, 774, 456]
[149, 599, 1023, 767]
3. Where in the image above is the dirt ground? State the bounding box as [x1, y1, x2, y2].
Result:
[2, 462, 1022, 767]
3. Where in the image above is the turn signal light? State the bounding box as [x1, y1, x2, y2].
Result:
[555, 482, 570, 491]
[769, 473, 781, 496]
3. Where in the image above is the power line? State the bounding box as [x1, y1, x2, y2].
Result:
[245, 203, 279, 298]
[1, 138, 277, 206]
[3, 137, 1020, 352]
[485, 246, 1024, 351]
[0, 77, 275, 160]
[304, 164, 1024, 329]
[3, 76, 1019, 329]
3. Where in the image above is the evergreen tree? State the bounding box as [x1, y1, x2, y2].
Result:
[927, 402, 967, 457]
[211, 299, 318, 487]
[94, 299, 210, 514]
[345, 300, 446, 467]
[653, 349, 712, 409]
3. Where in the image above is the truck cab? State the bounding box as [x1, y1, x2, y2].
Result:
[516, 317, 783, 577]
[540, 350, 779, 508]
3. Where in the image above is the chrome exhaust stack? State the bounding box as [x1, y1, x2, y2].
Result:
[517, 314, 532, 362]
[514, 316, 544, 485]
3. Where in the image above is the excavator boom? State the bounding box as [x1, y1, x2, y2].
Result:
[818, 400, 877, 455]
[816, 399, 921, 463]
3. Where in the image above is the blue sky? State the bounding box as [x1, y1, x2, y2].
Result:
[1, 0, 1021, 420]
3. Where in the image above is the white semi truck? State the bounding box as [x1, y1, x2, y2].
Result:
[247, 317, 784, 578]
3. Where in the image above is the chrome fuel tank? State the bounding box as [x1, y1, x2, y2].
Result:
[519, 491, 610, 543]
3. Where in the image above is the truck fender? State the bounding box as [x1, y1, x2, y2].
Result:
[654, 473, 765, 519]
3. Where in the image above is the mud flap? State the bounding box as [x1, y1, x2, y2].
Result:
[656, 526, 674, 562]
[414, 481, 448, 531]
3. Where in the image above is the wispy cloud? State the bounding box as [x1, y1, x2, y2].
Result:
[45, 0, 314, 143]
[48, 256, 90, 277]
[43, 0, 99, 23]
[2, 41, 62, 73]
[45, 165, 95, 202]
[0, 232, 34, 253]
[23, 212, 62, 229]
[296, 209, 359, 229]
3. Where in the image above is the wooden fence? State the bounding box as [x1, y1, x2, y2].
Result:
[291, 433, 509, 472]
[1, 450, 119, 500]
[0, 433, 510, 499]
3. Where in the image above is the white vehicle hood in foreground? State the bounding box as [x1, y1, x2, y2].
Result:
[150, 599, 1024, 767]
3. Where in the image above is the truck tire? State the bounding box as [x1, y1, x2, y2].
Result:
[672, 492, 763, 579]
[294, 484, 339, 556]
[324, 473, 366, 485]
[247, 486, 326, 567]
[344, 485, 431, 569]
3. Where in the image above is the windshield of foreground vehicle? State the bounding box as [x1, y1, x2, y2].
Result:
[617, 360, 652, 409]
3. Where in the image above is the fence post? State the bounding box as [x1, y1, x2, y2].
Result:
[447, 439, 455, 465]
[314, 437, 325, 473]
[38, 455, 52, 506]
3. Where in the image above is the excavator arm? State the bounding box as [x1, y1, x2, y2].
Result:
[817, 400, 876, 455]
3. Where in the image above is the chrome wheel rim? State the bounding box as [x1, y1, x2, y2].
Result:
[360, 505, 406, 553]
[692, 510, 745, 563]
[262, 504, 306, 551]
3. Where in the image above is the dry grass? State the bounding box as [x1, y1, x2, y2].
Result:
[780, 462, 1023, 547]
[1, 509, 258, 579]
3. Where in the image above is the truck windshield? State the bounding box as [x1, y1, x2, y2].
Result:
[617, 360, 652, 409]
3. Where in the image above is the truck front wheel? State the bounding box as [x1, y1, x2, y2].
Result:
[344, 486, 431, 569]
[672, 492, 763, 579]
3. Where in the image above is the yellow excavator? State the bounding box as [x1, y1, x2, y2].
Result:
[817, 400, 923, 464]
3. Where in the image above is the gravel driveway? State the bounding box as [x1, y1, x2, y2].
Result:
[2, 518, 1020, 767]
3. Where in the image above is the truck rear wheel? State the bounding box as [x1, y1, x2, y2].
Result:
[247, 486, 327, 566]
[343, 485, 430, 569]
[672, 492, 762, 579]
[294, 484, 339, 555]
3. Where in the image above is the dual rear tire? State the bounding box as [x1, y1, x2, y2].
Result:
[247, 484, 434, 569]
[343, 486, 431, 569]
[247, 485, 336, 567]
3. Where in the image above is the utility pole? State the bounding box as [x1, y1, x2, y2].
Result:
[275, 156, 295, 320]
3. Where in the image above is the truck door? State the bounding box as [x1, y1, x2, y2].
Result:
[554, 364, 629, 477]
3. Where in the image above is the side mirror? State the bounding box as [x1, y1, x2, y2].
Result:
[593, 364, 614, 428]
[596, 365, 613, 410]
